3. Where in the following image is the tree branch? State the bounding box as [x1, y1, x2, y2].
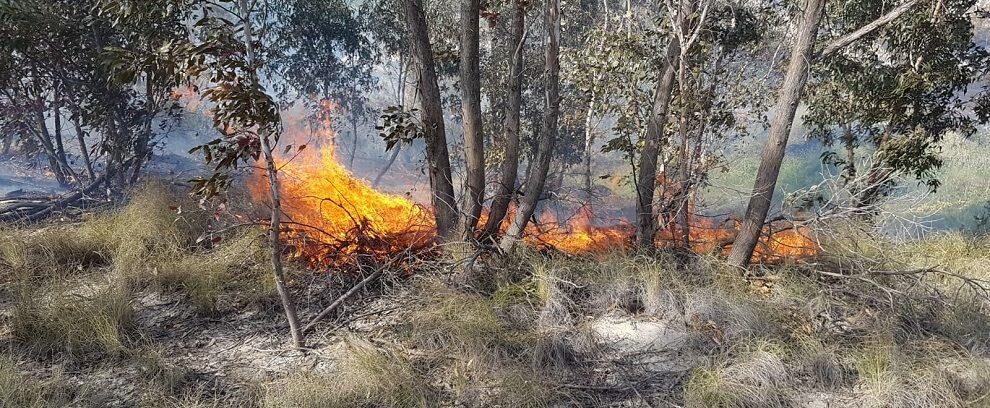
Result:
[816, 0, 919, 61]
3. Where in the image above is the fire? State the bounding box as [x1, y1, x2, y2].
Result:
[523, 206, 633, 253]
[249, 101, 816, 268]
[250, 105, 434, 268]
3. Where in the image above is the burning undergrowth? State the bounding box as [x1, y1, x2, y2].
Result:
[249, 103, 816, 270]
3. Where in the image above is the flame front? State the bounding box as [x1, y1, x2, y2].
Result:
[250, 103, 816, 268]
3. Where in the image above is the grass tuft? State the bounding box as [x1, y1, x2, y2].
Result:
[154, 230, 274, 314]
[11, 284, 136, 359]
[263, 340, 434, 408]
[0, 357, 72, 407]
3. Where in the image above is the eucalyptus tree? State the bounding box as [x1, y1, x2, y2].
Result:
[727, 0, 924, 268]
[459, 0, 485, 238]
[804, 0, 989, 205]
[103, 0, 310, 347]
[0, 0, 185, 194]
[500, 0, 561, 251]
[479, 0, 529, 242]
[403, 0, 460, 241]
[267, 0, 379, 164]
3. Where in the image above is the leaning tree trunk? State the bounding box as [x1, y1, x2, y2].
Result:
[499, 0, 560, 252]
[634, 38, 680, 250]
[236, 0, 304, 348]
[403, 0, 460, 241]
[479, 0, 525, 242]
[725, 0, 919, 267]
[459, 0, 485, 239]
[726, 0, 826, 268]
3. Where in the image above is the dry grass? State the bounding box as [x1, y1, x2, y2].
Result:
[683, 342, 792, 407]
[102, 183, 205, 288]
[154, 230, 275, 314]
[263, 340, 435, 408]
[0, 222, 109, 284]
[407, 279, 515, 353]
[0, 357, 72, 407]
[11, 283, 136, 358]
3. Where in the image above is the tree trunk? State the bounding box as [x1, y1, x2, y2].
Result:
[459, 0, 485, 239]
[372, 145, 401, 188]
[479, 0, 525, 242]
[237, 0, 304, 349]
[634, 39, 679, 250]
[499, 0, 560, 252]
[52, 99, 68, 178]
[32, 105, 71, 187]
[71, 114, 96, 181]
[129, 76, 155, 184]
[349, 117, 358, 168]
[726, 0, 826, 268]
[403, 0, 459, 241]
[675, 41, 692, 249]
[582, 95, 597, 205]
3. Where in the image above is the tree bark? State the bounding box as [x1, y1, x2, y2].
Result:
[237, 0, 304, 349]
[129, 76, 156, 184]
[403, 0, 459, 241]
[634, 38, 679, 250]
[479, 0, 525, 242]
[71, 113, 96, 181]
[726, 0, 826, 268]
[499, 0, 560, 252]
[459, 0, 485, 238]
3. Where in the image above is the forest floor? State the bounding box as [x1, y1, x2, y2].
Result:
[2, 183, 990, 407]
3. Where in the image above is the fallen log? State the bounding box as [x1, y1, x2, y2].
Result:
[0, 174, 106, 223]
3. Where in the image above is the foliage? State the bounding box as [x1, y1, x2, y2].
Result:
[805, 0, 990, 192]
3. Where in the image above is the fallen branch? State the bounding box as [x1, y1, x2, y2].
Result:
[302, 267, 386, 334]
[0, 174, 107, 223]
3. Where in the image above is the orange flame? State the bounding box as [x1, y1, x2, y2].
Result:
[249, 101, 816, 268]
[250, 103, 435, 268]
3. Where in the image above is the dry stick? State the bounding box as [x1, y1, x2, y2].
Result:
[302, 267, 386, 334]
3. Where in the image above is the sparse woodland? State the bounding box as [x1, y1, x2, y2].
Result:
[1, 0, 990, 407]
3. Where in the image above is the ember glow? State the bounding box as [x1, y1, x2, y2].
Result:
[251, 104, 816, 267]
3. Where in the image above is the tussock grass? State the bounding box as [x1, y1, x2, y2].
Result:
[684, 342, 792, 408]
[263, 340, 435, 408]
[0, 357, 72, 407]
[846, 340, 990, 408]
[0, 222, 109, 283]
[407, 279, 514, 353]
[103, 183, 205, 288]
[11, 283, 136, 358]
[155, 230, 275, 314]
